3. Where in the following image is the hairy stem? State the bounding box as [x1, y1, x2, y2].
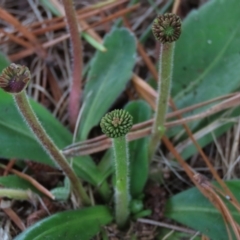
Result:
[62, 0, 83, 130]
[0, 189, 31, 200]
[149, 42, 175, 160]
[112, 136, 130, 228]
[14, 92, 90, 206]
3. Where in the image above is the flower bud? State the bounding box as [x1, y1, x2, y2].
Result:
[0, 63, 31, 94]
[152, 13, 181, 43]
[100, 109, 133, 138]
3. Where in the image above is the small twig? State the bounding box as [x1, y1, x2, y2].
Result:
[62, 94, 240, 157]
[2, 206, 26, 231]
[137, 218, 197, 235]
[0, 163, 55, 200]
[0, 7, 47, 59]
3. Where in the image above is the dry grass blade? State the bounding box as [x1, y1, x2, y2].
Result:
[1, 206, 26, 231]
[7, 3, 138, 61]
[3, 159, 16, 176]
[132, 74, 157, 109]
[0, 0, 128, 42]
[87, 4, 140, 31]
[0, 29, 32, 49]
[137, 218, 197, 235]
[170, 96, 239, 205]
[62, 93, 240, 157]
[194, 174, 240, 240]
[0, 7, 47, 59]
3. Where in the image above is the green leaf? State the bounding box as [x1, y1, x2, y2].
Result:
[51, 177, 70, 200]
[82, 32, 107, 52]
[78, 27, 136, 140]
[73, 155, 104, 186]
[0, 90, 72, 166]
[97, 149, 113, 180]
[173, 0, 240, 111]
[0, 175, 40, 194]
[39, 0, 62, 16]
[15, 206, 113, 240]
[165, 180, 240, 240]
[124, 100, 151, 197]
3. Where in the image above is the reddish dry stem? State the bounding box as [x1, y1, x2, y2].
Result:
[62, 0, 83, 130]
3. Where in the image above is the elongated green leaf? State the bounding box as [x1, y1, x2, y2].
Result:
[97, 149, 113, 180]
[51, 177, 70, 200]
[0, 90, 72, 166]
[78, 27, 136, 140]
[173, 0, 240, 111]
[125, 100, 151, 197]
[39, 0, 61, 16]
[73, 155, 103, 186]
[15, 206, 113, 240]
[165, 180, 240, 240]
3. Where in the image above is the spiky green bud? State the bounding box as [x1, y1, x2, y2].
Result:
[100, 109, 133, 138]
[0, 63, 31, 94]
[152, 13, 181, 43]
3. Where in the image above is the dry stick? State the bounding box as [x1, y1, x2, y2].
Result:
[62, 94, 240, 157]
[137, 218, 197, 235]
[62, 0, 83, 130]
[132, 74, 156, 109]
[36, 3, 136, 37]
[0, 29, 33, 49]
[3, 159, 16, 176]
[170, 98, 239, 205]
[7, 4, 139, 61]
[3, 208, 26, 231]
[120, 90, 239, 131]
[35, 3, 139, 38]
[172, 0, 181, 14]
[0, 0, 128, 42]
[0, 163, 54, 200]
[163, 137, 240, 238]
[0, 8, 47, 59]
[202, 183, 240, 239]
[87, 4, 140, 30]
